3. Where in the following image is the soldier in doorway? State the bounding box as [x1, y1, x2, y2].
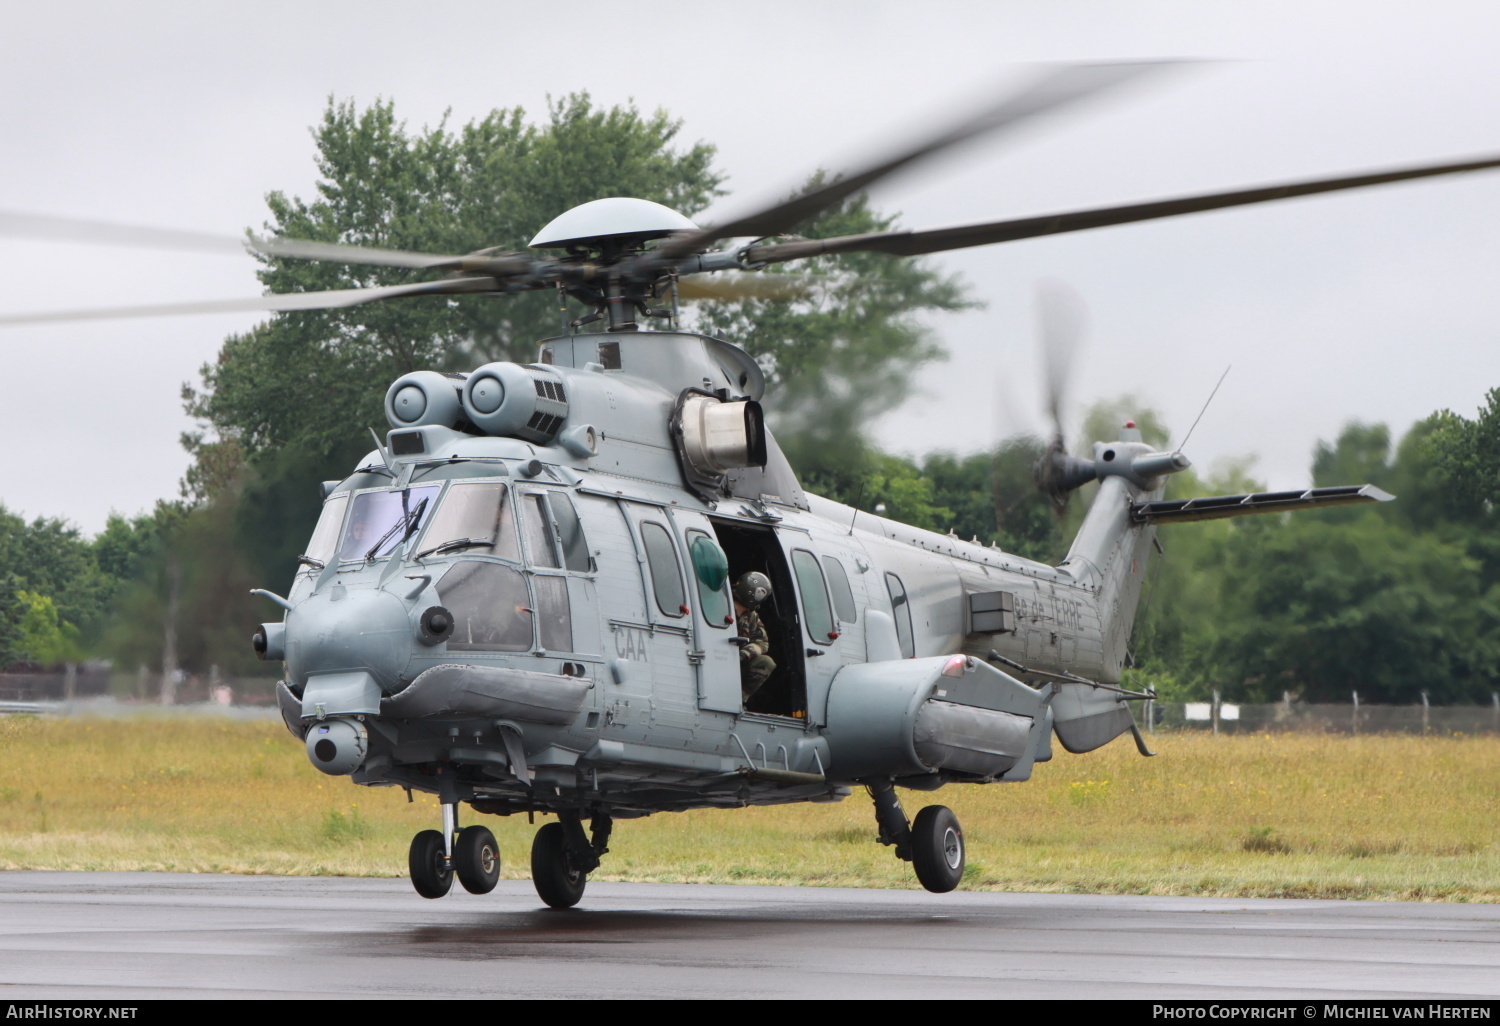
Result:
[733, 572, 776, 703]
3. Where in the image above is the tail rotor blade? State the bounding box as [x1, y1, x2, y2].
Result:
[1037, 278, 1087, 449]
[1032, 279, 1093, 512]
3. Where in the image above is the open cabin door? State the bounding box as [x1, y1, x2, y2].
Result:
[709, 517, 808, 720]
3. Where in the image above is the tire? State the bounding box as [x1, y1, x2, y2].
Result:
[530, 821, 587, 909]
[408, 829, 453, 899]
[455, 825, 501, 895]
[911, 805, 965, 893]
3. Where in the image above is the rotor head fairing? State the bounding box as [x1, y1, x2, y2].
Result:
[529, 197, 698, 250]
[384, 371, 466, 430]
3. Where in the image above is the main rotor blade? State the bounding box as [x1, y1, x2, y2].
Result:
[744, 153, 1500, 264]
[249, 236, 486, 270]
[0, 209, 492, 270]
[0, 277, 498, 328]
[0, 209, 249, 255]
[674, 273, 812, 301]
[650, 60, 1183, 264]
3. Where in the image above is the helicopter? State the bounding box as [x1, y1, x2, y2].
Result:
[2, 61, 1495, 906]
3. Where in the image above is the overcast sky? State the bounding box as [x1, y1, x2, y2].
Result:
[4, 1, 1500, 533]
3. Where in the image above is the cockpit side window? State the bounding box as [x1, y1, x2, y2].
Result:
[417, 482, 519, 562]
[885, 572, 914, 659]
[532, 575, 572, 653]
[437, 560, 533, 651]
[523, 494, 562, 569]
[303, 493, 348, 569]
[640, 521, 686, 617]
[548, 494, 592, 572]
[518, 492, 592, 573]
[338, 485, 440, 562]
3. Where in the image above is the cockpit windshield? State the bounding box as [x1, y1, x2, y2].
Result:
[414, 482, 520, 562]
[302, 493, 349, 568]
[338, 485, 441, 562]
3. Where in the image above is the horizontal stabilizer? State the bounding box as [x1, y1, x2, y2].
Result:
[1130, 484, 1393, 525]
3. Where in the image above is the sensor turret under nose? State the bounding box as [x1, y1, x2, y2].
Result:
[306, 718, 368, 775]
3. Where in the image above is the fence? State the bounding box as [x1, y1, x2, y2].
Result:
[0, 669, 281, 706]
[1145, 697, 1500, 735]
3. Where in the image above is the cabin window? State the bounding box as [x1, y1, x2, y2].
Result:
[687, 531, 731, 628]
[549, 494, 592, 572]
[791, 549, 835, 644]
[417, 482, 519, 562]
[338, 485, 440, 562]
[437, 560, 533, 651]
[640, 521, 686, 617]
[523, 494, 562, 568]
[822, 555, 857, 624]
[885, 573, 915, 659]
[532, 575, 572, 653]
[303, 493, 348, 568]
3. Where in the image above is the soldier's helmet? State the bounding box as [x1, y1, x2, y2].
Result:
[732, 571, 773, 610]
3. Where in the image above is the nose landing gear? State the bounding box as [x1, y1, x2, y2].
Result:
[408, 801, 501, 899]
[455, 824, 501, 894]
[408, 829, 453, 899]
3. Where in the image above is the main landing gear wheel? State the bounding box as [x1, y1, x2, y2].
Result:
[454, 824, 501, 894]
[531, 821, 587, 909]
[911, 805, 965, 893]
[408, 829, 453, 899]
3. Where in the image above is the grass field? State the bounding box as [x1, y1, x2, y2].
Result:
[1, 715, 1496, 901]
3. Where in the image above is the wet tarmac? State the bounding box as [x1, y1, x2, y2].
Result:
[0, 873, 1497, 999]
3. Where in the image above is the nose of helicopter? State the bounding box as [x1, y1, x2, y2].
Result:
[284, 585, 412, 692]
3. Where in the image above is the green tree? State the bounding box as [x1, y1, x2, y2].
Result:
[182, 95, 725, 587]
[0, 505, 113, 656]
[186, 94, 723, 475]
[1203, 513, 1499, 703]
[13, 591, 82, 667]
[1311, 421, 1394, 490]
[1129, 456, 1267, 701]
[692, 176, 973, 477]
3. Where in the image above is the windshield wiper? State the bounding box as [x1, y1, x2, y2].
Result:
[296, 555, 326, 570]
[414, 537, 495, 562]
[365, 495, 430, 562]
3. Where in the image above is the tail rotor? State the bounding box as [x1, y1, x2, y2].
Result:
[1031, 279, 1098, 511]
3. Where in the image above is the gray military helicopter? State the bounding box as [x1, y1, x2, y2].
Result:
[4, 62, 1497, 905]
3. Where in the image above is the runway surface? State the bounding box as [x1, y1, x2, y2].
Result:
[1, 872, 1497, 999]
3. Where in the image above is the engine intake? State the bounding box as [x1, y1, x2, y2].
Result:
[461, 362, 569, 442]
[384, 371, 466, 430]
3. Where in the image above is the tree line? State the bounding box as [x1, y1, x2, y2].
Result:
[4, 95, 1498, 705]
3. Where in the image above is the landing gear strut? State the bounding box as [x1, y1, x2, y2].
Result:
[867, 781, 965, 894]
[531, 810, 612, 909]
[408, 800, 501, 899]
